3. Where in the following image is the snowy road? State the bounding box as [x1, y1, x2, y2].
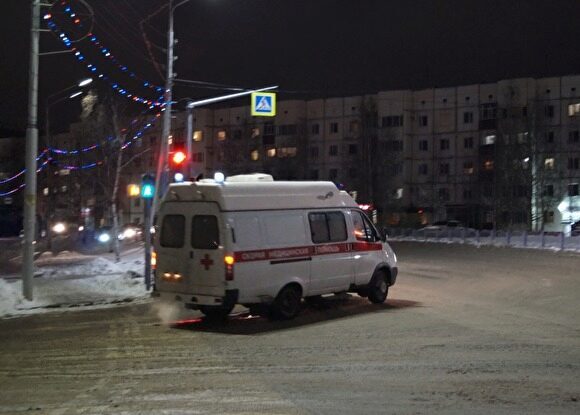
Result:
[0, 242, 579, 414]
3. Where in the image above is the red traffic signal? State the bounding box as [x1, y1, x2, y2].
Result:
[171, 150, 187, 166]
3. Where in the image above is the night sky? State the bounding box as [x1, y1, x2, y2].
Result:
[2, 0, 580, 134]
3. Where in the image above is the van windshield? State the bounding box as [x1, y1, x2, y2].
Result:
[191, 215, 219, 249]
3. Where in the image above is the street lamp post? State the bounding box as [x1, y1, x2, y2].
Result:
[152, 0, 192, 216]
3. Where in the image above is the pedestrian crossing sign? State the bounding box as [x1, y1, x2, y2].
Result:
[251, 92, 276, 117]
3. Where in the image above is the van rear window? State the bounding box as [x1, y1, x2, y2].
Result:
[160, 215, 185, 248]
[192, 215, 219, 249]
[309, 211, 347, 243]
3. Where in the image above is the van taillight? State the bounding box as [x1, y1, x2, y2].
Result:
[151, 251, 157, 270]
[224, 255, 234, 281]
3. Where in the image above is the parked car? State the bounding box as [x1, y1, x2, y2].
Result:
[572, 221, 580, 236]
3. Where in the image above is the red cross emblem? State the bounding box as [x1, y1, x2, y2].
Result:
[200, 254, 214, 270]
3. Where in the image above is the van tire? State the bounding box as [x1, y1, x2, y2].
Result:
[200, 305, 233, 321]
[367, 270, 389, 304]
[270, 285, 302, 320]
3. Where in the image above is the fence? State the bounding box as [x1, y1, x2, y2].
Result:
[385, 227, 580, 252]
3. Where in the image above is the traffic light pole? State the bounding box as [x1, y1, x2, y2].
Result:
[143, 196, 152, 290]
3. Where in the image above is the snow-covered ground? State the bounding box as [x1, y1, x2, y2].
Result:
[0, 245, 150, 319]
[387, 228, 580, 252]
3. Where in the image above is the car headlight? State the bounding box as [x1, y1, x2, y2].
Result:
[123, 228, 137, 239]
[52, 222, 66, 234]
[98, 233, 111, 243]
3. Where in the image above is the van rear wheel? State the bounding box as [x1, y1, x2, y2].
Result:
[368, 270, 389, 304]
[270, 285, 302, 320]
[200, 305, 233, 320]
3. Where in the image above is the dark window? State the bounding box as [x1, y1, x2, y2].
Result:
[329, 168, 338, 180]
[349, 168, 358, 178]
[568, 183, 579, 196]
[233, 129, 242, 140]
[439, 163, 450, 175]
[546, 131, 554, 143]
[264, 123, 275, 135]
[348, 144, 358, 154]
[543, 185, 554, 197]
[419, 140, 428, 151]
[278, 124, 298, 135]
[463, 112, 473, 124]
[191, 215, 219, 249]
[418, 164, 428, 175]
[329, 145, 338, 156]
[419, 115, 428, 127]
[545, 105, 555, 118]
[463, 189, 472, 200]
[310, 169, 319, 180]
[311, 123, 320, 134]
[464, 136, 474, 149]
[309, 212, 347, 243]
[330, 122, 339, 133]
[438, 188, 450, 201]
[569, 131, 579, 143]
[522, 106, 528, 117]
[382, 115, 404, 127]
[568, 158, 580, 170]
[160, 215, 185, 248]
[440, 138, 450, 150]
[310, 146, 319, 158]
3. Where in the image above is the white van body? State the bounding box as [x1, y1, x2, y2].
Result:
[152, 174, 398, 318]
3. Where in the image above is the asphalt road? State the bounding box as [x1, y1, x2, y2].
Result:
[0, 242, 579, 414]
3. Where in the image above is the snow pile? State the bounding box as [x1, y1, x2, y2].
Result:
[0, 252, 150, 319]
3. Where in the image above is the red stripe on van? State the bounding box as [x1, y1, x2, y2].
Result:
[233, 241, 381, 263]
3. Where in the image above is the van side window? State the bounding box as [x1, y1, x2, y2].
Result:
[308, 211, 347, 243]
[191, 215, 219, 249]
[351, 210, 379, 242]
[160, 215, 185, 248]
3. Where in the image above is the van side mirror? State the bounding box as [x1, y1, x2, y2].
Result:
[381, 227, 388, 242]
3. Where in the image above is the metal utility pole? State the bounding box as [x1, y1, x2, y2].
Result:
[22, 0, 41, 300]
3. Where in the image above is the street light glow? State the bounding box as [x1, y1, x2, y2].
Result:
[78, 78, 93, 87]
[69, 91, 83, 99]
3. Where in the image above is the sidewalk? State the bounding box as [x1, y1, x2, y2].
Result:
[0, 244, 150, 319]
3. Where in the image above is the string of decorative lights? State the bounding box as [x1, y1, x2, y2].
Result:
[0, 112, 160, 195]
[0, 150, 49, 185]
[51, 0, 165, 95]
[45, 18, 164, 108]
[0, 159, 51, 197]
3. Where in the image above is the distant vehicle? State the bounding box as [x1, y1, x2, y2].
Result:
[417, 220, 477, 237]
[118, 224, 143, 242]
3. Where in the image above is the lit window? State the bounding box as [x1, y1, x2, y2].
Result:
[544, 158, 555, 169]
[267, 148, 276, 158]
[483, 160, 494, 170]
[568, 103, 580, 117]
[463, 161, 474, 175]
[193, 130, 203, 142]
[250, 150, 259, 161]
[217, 130, 226, 141]
[251, 128, 260, 138]
[484, 135, 496, 145]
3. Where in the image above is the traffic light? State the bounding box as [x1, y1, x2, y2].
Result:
[171, 150, 187, 167]
[141, 174, 155, 199]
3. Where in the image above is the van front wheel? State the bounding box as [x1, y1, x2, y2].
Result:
[367, 270, 389, 304]
[270, 285, 302, 320]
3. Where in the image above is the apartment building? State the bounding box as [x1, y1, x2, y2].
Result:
[37, 74, 580, 232]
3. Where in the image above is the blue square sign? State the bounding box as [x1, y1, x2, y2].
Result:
[251, 92, 276, 117]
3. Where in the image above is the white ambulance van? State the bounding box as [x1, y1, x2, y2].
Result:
[152, 173, 398, 319]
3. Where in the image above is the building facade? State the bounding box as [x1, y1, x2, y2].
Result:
[31, 74, 580, 233]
